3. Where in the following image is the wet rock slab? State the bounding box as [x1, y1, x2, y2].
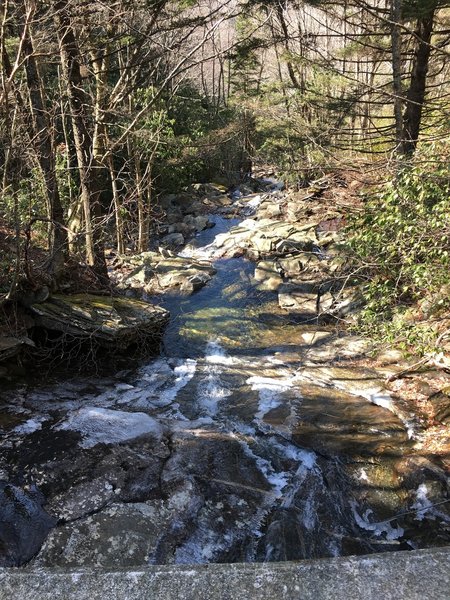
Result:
[288, 383, 409, 456]
[33, 501, 175, 568]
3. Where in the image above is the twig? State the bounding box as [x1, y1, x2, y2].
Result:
[386, 356, 430, 382]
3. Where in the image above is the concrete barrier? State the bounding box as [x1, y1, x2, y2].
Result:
[1, 547, 449, 599]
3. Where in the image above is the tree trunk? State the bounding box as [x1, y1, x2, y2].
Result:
[400, 9, 435, 156]
[22, 21, 67, 278]
[140, 164, 152, 254]
[107, 152, 125, 255]
[390, 0, 403, 153]
[54, 0, 108, 283]
[135, 154, 148, 254]
[275, 4, 302, 92]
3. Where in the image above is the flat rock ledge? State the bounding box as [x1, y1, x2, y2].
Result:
[29, 294, 169, 350]
[1, 548, 449, 600]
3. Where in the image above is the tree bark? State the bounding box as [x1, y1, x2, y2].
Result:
[22, 17, 67, 278]
[400, 9, 435, 155]
[275, 4, 303, 92]
[390, 0, 403, 153]
[54, 0, 108, 283]
[107, 151, 125, 255]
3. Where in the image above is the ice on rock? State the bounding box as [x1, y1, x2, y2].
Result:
[13, 416, 49, 434]
[56, 407, 163, 448]
[350, 501, 404, 541]
[247, 375, 294, 420]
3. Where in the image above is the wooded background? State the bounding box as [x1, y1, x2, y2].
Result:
[1, 0, 448, 294]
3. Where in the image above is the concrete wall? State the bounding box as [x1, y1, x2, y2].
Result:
[1, 547, 449, 600]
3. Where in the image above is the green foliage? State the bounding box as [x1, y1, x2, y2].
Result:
[347, 141, 450, 351]
[156, 83, 248, 189]
[2, 172, 47, 233]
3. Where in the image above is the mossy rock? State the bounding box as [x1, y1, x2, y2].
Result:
[29, 294, 169, 351]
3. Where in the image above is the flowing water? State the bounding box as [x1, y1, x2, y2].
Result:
[1, 210, 449, 568]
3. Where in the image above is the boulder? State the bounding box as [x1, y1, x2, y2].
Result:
[182, 215, 196, 227]
[194, 215, 213, 231]
[428, 387, 450, 424]
[278, 253, 322, 277]
[129, 251, 160, 266]
[0, 482, 56, 567]
[161, 233, 185, 247]
[252, 233, 275, 255]
[298, 330, 373, 363]
[124, 265, 154, 286]
[376, 349, 405, 365]
[165, 209, 183, 225]
[254, 260, 283, 291]
[167, 222, 194, 237]
[212, 195, 232, 207]
[326, 286, 365, 320]
[0, 336, 35, 363]
[182, 215, 213, 233]
[258, 202, 282, 219]
[187, 271, 213, 292]
[124, 255, 218, 296]
[29, 294, 169, 351]
[190, 182, 227, 197]
[151, 268, 212, 294]
[278, 283, 319, 319]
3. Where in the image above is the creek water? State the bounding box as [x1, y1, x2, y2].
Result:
[1, 209, 449, 568]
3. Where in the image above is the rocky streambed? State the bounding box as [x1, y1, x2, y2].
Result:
[1, 180, 449, 568]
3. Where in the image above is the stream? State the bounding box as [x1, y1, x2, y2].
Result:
[1, 205, 449, 568]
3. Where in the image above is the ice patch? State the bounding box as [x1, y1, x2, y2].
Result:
[358, 468, 369, 482]
[197, 340, 232, 416]
[238, 439, 289, 499]
[359, 388, 416, 439]
[357, 387, 394, 412]
[114, 383, 135, 391]
[205, 340, 236, 366]
[197, 377, 231, 416]
[241, 195, 262, 215]
[56, 407, 163, 448]
[13, 416, 48, 434]
[179, 244, 215, 260]
[231, 421, 257, 437]
[283, 445, 316, 470]
[412, 484, 434, 521]
[247, 375, 294, 421]
[157, 359, 197, 406]
[327, 540, 341, 557]
[411, 483, 450, 522]
[173, 416, 214, 428]
[350, 501, 404, 540]
[265, 436, 319, 514]
[301, 492, 316, 530]
[265, 355, 284, 366]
